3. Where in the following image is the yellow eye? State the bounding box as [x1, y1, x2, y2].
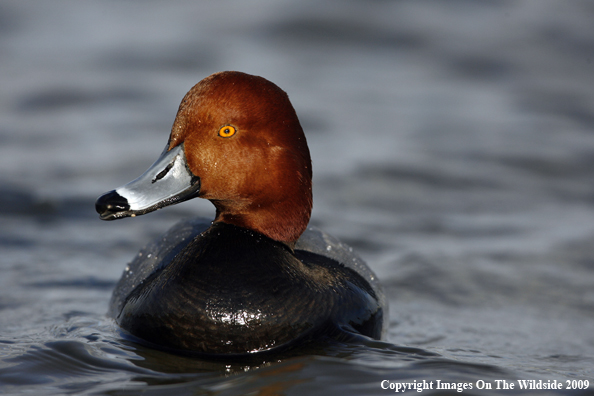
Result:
[218, 125, 237, 138]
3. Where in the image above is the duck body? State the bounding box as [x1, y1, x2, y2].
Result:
[97, 71, 387, 355]
[109, 219, 385, 354]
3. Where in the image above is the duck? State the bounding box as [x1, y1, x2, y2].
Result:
[96, 71, 387, 356]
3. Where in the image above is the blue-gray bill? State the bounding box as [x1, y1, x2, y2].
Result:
[95, 143, 200, 220]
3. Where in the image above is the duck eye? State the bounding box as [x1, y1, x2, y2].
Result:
[218, 125, 237, 138]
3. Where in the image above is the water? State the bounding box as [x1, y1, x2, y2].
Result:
[1, 1, 594, 394]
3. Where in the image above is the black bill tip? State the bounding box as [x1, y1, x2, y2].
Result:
[96, 190, 130, 220]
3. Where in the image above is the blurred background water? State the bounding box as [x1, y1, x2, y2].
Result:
[1, 1, 594, 395]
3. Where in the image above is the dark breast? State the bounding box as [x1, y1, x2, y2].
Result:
[111, 221, 384, 355]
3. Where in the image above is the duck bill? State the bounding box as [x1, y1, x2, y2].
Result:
[95, 143, 200, 220]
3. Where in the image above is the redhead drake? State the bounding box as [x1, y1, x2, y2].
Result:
[96, 71, 386, 355]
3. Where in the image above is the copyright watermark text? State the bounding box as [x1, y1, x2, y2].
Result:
[380, 379, 590, 392]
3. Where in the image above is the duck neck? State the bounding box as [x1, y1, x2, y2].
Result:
[211, 192, 311, 247]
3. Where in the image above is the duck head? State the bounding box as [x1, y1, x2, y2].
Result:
[96, 71, 312, 244]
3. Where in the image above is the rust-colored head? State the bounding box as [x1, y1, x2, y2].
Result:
[167, 71, 312, 244]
